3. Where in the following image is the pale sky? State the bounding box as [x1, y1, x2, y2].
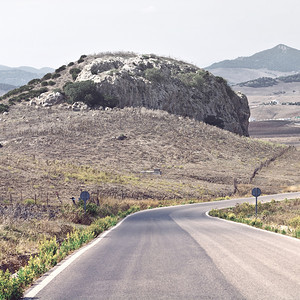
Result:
[1, 0, 300, 69]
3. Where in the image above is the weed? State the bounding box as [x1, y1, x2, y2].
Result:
[210, 198, 300, 238]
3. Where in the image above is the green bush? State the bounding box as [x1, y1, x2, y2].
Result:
[28, 78, 41, 85]
[55, 65, 66, 73]
[178, 71, 205, 88]
[0, 104, 9, 113]
[289, 216, 300, 228]
[0, 85, 33, 100]
[68, 62, 75, 67]
[69, 68, 81, 81]
[52, 73, 61, 79]
[63, 80, 117, 107]
[42, 73, 52, 80]
[144, 68, 165, 83]
[7, 88, 48, 103]
[41, 81, 48, 86]
[0, 269, 23, 300]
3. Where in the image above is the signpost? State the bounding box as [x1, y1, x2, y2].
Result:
[80, 191, 90, 213]
[252, 187, 261, 218]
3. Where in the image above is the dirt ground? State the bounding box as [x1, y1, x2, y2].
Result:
[249, 120, 300, 147]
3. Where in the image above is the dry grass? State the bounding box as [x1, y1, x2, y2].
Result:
[0, 104, 299, 272]
[1, 105, 297, 203]
[212, 198, 300, 238]
[0, 216, 74, 273]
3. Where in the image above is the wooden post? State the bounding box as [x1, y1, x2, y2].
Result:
[96, 190, 100, 206]
[35, 194, 37, 205]
[47, 192, 49, 206]
[10, 193, 12, 204]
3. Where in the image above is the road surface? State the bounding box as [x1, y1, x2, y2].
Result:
[24, 192, 300, 299]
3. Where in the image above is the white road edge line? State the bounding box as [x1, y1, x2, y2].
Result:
[205, 211, 300, 241]
[23, 192, 300, 297]
[23, 205, 185, 298]
[24, 215, 128, 298]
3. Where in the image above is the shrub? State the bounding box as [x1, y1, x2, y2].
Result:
[41, 81, 48, 86]
[28, 78, 41, 85]
[0, 85, 33, 100]
[52, 73, 61, 79]
[0, 269, 23, 300]
[48, 81, 56, 86]
[0, 104, 9, 113]
[178, 71, 204, 88]
[68, 62, 75, 67]
[63, 80, 117, 107]
[42, 73, 52, 80]
[227, 213, 236, 220]
[289, 216, 300, 228]
[144, 68, 165, 83]
[69, 68, 81, 81]
[5, 88, 48, 103]
[55, 65, 66, 73]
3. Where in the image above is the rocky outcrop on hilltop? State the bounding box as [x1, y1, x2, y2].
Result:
[77, 54, 250, 136]
[1, 52, 250, 136]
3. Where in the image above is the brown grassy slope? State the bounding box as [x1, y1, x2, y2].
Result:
[0, 104, 298, 202]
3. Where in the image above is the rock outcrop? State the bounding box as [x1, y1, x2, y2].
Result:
[77, 54, 250, 135]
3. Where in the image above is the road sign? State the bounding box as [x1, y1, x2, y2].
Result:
[80, 191, 90, 201]
[80, 191, 90, 212]
[252, 187, 261, 197]
[252, 187, 261, 217]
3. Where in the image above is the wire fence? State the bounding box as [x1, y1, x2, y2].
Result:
[0, 190, 103, 207]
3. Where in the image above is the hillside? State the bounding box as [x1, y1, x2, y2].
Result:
[206, 44, 300, 84]
[0, 65, 53, 89]
[0, 83, 16, 96]
[0, 52, 250, 136]
[235, 75, 300, 123]
[0, 105, 299, 203]
[207, 44, 300, 72]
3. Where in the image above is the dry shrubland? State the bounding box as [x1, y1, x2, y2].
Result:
[0, 103, 300, 274]
[1, 105, 298, 203]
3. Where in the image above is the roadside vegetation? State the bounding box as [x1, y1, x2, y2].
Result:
[0, 196, 209, 299]
[209, 198, 300, 238]
[0, 199, 148, 299]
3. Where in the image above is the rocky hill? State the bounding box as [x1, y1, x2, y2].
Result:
[206, 44, 300, 84]
[0, 53, 250, 136]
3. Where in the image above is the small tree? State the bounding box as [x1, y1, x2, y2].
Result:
[63, 80, 107, 107]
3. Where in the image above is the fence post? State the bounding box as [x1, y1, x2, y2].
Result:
[96, 190, 100, 206]
[34, 194, 37, 205]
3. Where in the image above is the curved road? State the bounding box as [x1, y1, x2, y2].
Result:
[24, 192, 300, 299]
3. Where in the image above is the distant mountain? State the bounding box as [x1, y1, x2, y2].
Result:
[206, 44, 300, 84]
[0, 65, 54, 74]
[207, 44, 300, 72]
[0, 65, 54, 87]
[237, 73, 300, 88]
[0, 83, 17, 96]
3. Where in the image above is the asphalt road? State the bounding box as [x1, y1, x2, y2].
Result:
[24, 192, 300, 300]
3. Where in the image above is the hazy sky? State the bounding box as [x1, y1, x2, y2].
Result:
[1, 0, 300, 69]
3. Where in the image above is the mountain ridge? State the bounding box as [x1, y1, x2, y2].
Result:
[0, 65, 54, 88]
[206, 44, 300, 72]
